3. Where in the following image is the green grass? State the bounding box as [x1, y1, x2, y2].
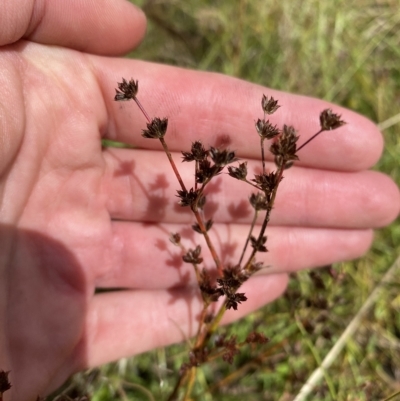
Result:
[64, 1, 400, 400]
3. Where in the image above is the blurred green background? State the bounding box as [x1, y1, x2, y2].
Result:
[69, 1, 400, 400]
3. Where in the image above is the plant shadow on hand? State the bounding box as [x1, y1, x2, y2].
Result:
[109, 131, 256, 339]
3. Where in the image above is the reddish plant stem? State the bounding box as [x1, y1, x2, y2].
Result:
[243, 164, 285, 271]
[159, 137, 187, 192]
[133, 96, 187, 192]
[239, 209, 259, 266]
[195, 160, 198, 191]
[133, 95, 222, 278]
[297, 129, 323, 152]
[244, 179, 262, 190]
[195, 304, 210, 342]
[134, 97, 152, 123]
[194, 302, 227, 352]
[261, 137, 266, 174]
[192, 208, 223, 276]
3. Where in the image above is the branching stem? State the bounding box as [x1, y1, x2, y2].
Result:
[244, 165, 285, 271]
[192, 208, 223, 275]
[114, 80, 346, 401]
[195, 303, 227, 350]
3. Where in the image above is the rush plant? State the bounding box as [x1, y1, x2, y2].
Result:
[113, 77, 346, 400]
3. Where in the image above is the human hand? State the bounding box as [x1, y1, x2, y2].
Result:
[1, 1, 398, 400]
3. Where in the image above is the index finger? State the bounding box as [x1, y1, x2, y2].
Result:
[97, 58, 383, 172]
[1, 0, 146, 55]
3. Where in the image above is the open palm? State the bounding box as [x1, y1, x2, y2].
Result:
[1, 2, 398, 400]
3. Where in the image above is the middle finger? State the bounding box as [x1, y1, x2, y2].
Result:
[103, 147, 394, 229]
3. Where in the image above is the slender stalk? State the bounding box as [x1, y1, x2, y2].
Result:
[121, 381, 156, 401]
[167, 373, 186, 401]
[192, 262, 201, 284]
[183, 368, 196, 401]
[194, 304, 210, 341]
[238, 209, 259, 266]
[261, 110, 267, 175]
[195, 160, 198, 191]
[243, 165, 285, 271]
[244, 179, 262, 190]
[134, 97, 152, 123]
[383, 390, 400, 401]
[159, 137, 187, 192]
[209, 339, 289, 392]
[260, 137, 266, 174]
[194, 303, 227, 349]
[192, 208, 223, 276]
[132, 95, 187, 192]
[297, 129, 323, 152]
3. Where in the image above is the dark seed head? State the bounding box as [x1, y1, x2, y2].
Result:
[114, 78, 138, 101]
[319, 109, 346, 131]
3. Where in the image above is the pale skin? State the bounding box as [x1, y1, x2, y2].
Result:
[0, 1, 399, 400]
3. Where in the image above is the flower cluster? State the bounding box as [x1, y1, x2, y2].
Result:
[112, 79, 346, 400]
[114, 78, 138, 101]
